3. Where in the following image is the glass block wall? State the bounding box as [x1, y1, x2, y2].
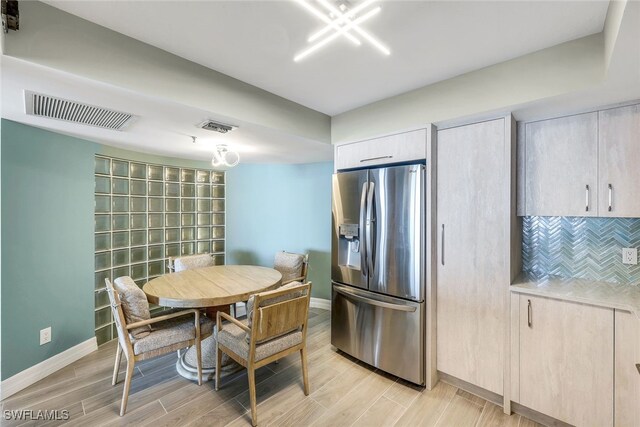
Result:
[94, 156, 226, 345]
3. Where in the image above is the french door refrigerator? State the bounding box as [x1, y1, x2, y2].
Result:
[331, 163, 425, 385]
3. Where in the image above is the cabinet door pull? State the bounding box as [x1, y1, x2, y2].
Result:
[441, 224, 445, 266]
[608, 184, 613, 212]
[636, 363, 639, 375]
[585, 185, 590, 212]
[360, 155, 393, 163]
[527, 299, 532, 328]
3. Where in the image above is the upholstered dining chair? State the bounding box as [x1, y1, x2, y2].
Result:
[105, 276, 213, 416]
[168, 253, 216, 273]
[273, 251, 309, 285]
[214, 281, 312, 427]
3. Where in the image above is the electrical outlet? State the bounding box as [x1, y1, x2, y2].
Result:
[622, 248, 638, 265]
[40, 327, 51, 345]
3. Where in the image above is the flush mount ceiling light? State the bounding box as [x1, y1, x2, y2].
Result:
[211, 144, 240, 168]
[293, 0, 390, 62]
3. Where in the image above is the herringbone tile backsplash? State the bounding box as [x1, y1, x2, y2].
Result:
[522, 216, 640, 285]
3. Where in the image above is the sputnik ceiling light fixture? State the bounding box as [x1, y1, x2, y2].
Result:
[293, 0, 390, 62]
[191, 136, 240, 168]
[211, 144, 240, 168]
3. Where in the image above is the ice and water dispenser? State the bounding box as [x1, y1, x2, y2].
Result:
[337, 223, 361, 269]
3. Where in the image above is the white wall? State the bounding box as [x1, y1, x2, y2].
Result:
[331, 34, 605, 144]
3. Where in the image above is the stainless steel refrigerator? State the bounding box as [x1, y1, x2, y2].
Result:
[331, 163, 425, 385]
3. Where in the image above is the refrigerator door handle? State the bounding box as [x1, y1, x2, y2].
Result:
[366, 182, 375, 275]
[441, 224, 445, 266]
[359, 182, 368, 277]
[334, 286, 417, 312]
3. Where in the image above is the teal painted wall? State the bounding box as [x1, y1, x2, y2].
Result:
[0, 121, 213, 381]
[226, 163, 333, 300]
[1, 120, 97, 380]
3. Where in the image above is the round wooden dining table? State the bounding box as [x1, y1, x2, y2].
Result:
[143, 265, 282, 381]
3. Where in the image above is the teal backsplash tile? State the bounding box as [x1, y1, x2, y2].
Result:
[522, 216, 640, 285]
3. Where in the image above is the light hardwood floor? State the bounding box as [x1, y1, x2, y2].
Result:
[2, 309, 541, 427]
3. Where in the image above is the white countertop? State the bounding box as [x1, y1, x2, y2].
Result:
[511, 273, 640, 318]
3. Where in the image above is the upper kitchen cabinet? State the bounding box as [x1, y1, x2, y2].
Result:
[524, 112, 598, 217]
[334, 129, 427, 171]
[598, 104, 640, 217]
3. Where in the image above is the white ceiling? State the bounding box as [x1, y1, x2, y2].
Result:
[1, 57, 333, 163]
[44, 0, 610, 116]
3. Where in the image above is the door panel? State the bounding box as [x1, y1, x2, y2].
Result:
[369, 164, 424, 301]
[331, 283, 424, 385]
[599, 104, 640, 217]
[525, 112, 598, 216]
[614, 310, 640, 427]
[520, 295, 613, 427]
[436, 118, 506, 395]
[332, 170, 368, 289]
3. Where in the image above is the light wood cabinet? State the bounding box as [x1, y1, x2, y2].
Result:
[520, 102, 640, 217]
[614, 310, 640, 427]
[518, 295, 614, 427]
[524, 112, 598, 216]
[334, 129, 426, 171]
[598, 104, 640, 217]
[436, 117, 516, 396]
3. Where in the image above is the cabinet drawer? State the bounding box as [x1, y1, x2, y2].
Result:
[335, 129, 426, 170]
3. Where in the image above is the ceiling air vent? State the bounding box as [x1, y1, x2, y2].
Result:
[25, 91, 135, 131]
[200, 120, 237, 134]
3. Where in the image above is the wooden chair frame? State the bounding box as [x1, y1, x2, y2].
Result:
[105, 278, 210, 416]
[215, 282, 312, 426]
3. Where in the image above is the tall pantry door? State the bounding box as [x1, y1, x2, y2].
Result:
[436, 118, 509, 395]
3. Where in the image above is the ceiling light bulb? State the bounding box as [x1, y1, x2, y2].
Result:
[211, 149, 224, 167]
[223, 151, 240, 167]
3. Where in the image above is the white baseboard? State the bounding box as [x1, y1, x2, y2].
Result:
[1, 337, 98, 400]
[310, 297, 331, 311]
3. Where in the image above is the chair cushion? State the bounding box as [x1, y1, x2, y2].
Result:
[274, 252, 305, 284]
[217, 319, 303, 362]
[174, 254, 215, 272]
[132, 314, 214, 355]
[113, 276, 151, 339]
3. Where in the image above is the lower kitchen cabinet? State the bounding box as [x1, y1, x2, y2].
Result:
[615, 310, 640, 427]
[517, 295, 614, 427]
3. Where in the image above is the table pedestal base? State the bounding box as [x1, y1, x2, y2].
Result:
[176, 333, 242, 382]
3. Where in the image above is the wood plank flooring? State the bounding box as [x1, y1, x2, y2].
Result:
[2, 309, 542, 427]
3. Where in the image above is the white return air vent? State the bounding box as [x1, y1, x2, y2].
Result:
[25, 91, 135, 131]
[200, 120, 237, 134]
